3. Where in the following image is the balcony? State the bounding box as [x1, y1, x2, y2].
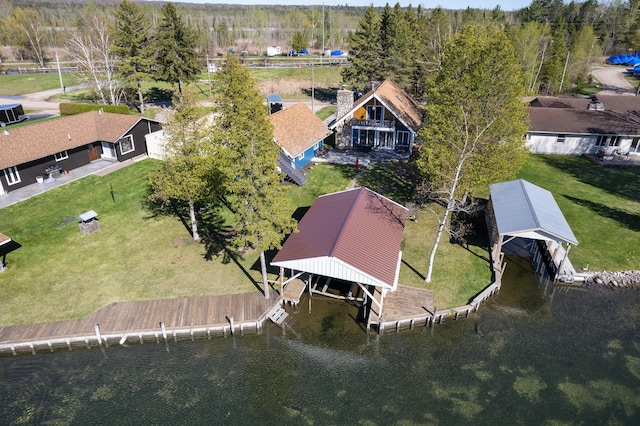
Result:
[352, 119, 395, 130]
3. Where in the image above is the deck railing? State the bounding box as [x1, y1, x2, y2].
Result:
[352, 118, 395, 129]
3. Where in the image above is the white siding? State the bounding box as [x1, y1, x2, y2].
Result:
[527, 133, 598, 155]
[528, 132, 636, 155]
[145, 130, 168, 160]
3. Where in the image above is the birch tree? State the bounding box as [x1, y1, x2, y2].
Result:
[66, 14, 122, 105]
[8, 7, 48, 67]
[417, 23, 529, 283]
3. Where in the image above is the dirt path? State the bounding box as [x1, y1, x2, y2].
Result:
[592, 66, 636, 95]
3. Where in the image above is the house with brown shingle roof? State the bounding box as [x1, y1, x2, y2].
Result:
[0, 111, 162, 195]
[329, 78, 423, 153]
[267, 102, 332, 186]
[527, 95, 640, 156]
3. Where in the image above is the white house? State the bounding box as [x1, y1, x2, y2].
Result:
[526, 95, 640, 157]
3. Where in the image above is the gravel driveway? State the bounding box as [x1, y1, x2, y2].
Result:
[592, 66, 636, 95]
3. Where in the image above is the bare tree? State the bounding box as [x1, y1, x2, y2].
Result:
[9, 7, 48, 67]
[66, 15, 123, 105]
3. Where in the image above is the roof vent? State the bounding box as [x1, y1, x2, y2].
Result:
[588, 96, 604, 111]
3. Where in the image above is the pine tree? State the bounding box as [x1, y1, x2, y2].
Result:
[417, 23, 529, 283]
[212, 55, 297, 298]
[148, 91, 214, 241]
[110, 0, 153, 113]
[153, 3, 202, 98]
[341, 5, 382, 90]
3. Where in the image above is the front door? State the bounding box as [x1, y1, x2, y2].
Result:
[88, 144, 99, 161]
[101, 142, 116, 159]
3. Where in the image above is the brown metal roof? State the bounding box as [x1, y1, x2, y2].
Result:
[267, 102, 331, 157]
[271, 187, 408, 289]
[0, 111, 149, 169]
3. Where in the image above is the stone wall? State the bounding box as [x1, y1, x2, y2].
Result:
[584, 270, 640, 287]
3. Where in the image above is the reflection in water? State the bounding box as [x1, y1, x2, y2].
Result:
[1, 257, 639, 424]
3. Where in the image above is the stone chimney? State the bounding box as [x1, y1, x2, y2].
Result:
[336, 87, 354, 121]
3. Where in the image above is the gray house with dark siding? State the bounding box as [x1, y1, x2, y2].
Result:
[0, 111, 162, 194]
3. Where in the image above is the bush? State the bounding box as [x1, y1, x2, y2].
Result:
[59, 102, 132, 115]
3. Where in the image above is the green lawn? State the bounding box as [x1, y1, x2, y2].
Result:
[2, 154, 632, 326]
[0, 72, 80, 96]
[0, 161, 353, 326]
[517, 155, 640, 271]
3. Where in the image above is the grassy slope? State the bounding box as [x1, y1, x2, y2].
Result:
[517, 154, 640, 271]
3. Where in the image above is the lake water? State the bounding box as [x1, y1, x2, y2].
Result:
[1, 256, 639, 424]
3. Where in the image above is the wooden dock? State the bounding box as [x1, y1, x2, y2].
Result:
[0, 292, 277, 355]
[281, 278, 306, 306]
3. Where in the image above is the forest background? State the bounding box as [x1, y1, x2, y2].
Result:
[2, 0, 640, 102]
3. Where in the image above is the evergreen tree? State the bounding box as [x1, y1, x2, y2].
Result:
[148, 91, 215, 242]
[110, 0, 153, 113]
[417, 24, 529, 283]
[153, 2, 202, 98]
[212, 55, 296, 298]
[341, 5, 382, 90]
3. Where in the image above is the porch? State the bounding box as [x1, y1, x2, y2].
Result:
[315, 147, 410, 167]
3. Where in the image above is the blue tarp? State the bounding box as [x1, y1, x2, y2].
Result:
[607, 53, 640, 66]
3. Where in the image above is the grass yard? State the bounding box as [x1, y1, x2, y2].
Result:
[0, 161, 354, 326]
[0, 72, 80, 96]
[3, 153, 630, 327]
[357, 161, 493, 308]
[517, 154, 640, 271]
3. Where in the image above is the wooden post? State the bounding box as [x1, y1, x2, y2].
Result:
[95, 324, 102, 346]
[160, 322, 167, 343]
[229, 317, 235, 335]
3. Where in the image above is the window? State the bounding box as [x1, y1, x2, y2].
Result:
[596, 135, 621, 147]
[366, 105, 384, 121]
[54, 151, 68, 161]
[297, 152, 305, 161]
[118, 135, 135, 155]
[379, 131, 394, 148]
[556, 134, 565, 143]
[3, 166, 21, 185]
[631, 137, 640, 153]
[396, 131, 411, 146]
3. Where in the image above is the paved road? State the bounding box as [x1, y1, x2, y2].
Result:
[592, 66, 636, 96]
[1, 86, 334, 122]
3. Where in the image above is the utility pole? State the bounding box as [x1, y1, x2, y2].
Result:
[55, 50, 64, 93]
[206, 53, 212, 96]
[321, 2, 325, 62]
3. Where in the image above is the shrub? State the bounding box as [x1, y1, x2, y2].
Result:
[59, 102, 132, 115]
